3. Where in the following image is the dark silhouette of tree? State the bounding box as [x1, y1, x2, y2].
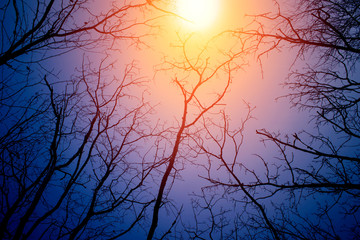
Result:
[0, 0, 164, 239]
[145, 32, 251, 239]
[0, 55, 159, 239]
[3, 0, 359, 239]
[188, 0, 360, 239]
[0, 0, 151, 67]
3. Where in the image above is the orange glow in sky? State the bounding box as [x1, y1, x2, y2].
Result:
[175, 0, 220, 30]
[126, 0, 285, 126]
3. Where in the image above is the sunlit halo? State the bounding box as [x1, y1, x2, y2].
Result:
[176, 0, 220, 30]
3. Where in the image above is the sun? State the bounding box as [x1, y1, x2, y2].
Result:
[176, 0, 220, 30]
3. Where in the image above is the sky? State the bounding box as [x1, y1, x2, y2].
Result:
[119, 0, 326, 238]
[1, 0, 358, 239]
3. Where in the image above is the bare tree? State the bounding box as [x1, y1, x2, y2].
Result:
[0, 0, 153, 67]
[5, 0, 359, 239]
[0, 1, 175, 239]
[191, 0, 360, 239]
[145, 31, 251, 239]
[0, 54, 160, 239]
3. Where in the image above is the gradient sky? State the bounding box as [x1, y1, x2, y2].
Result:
[1, 0, 357, 239]
[122, 0, 321, 237]
[44, 0, 319, 237]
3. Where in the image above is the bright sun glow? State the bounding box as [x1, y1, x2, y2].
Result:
[176, 0, 220, 30]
